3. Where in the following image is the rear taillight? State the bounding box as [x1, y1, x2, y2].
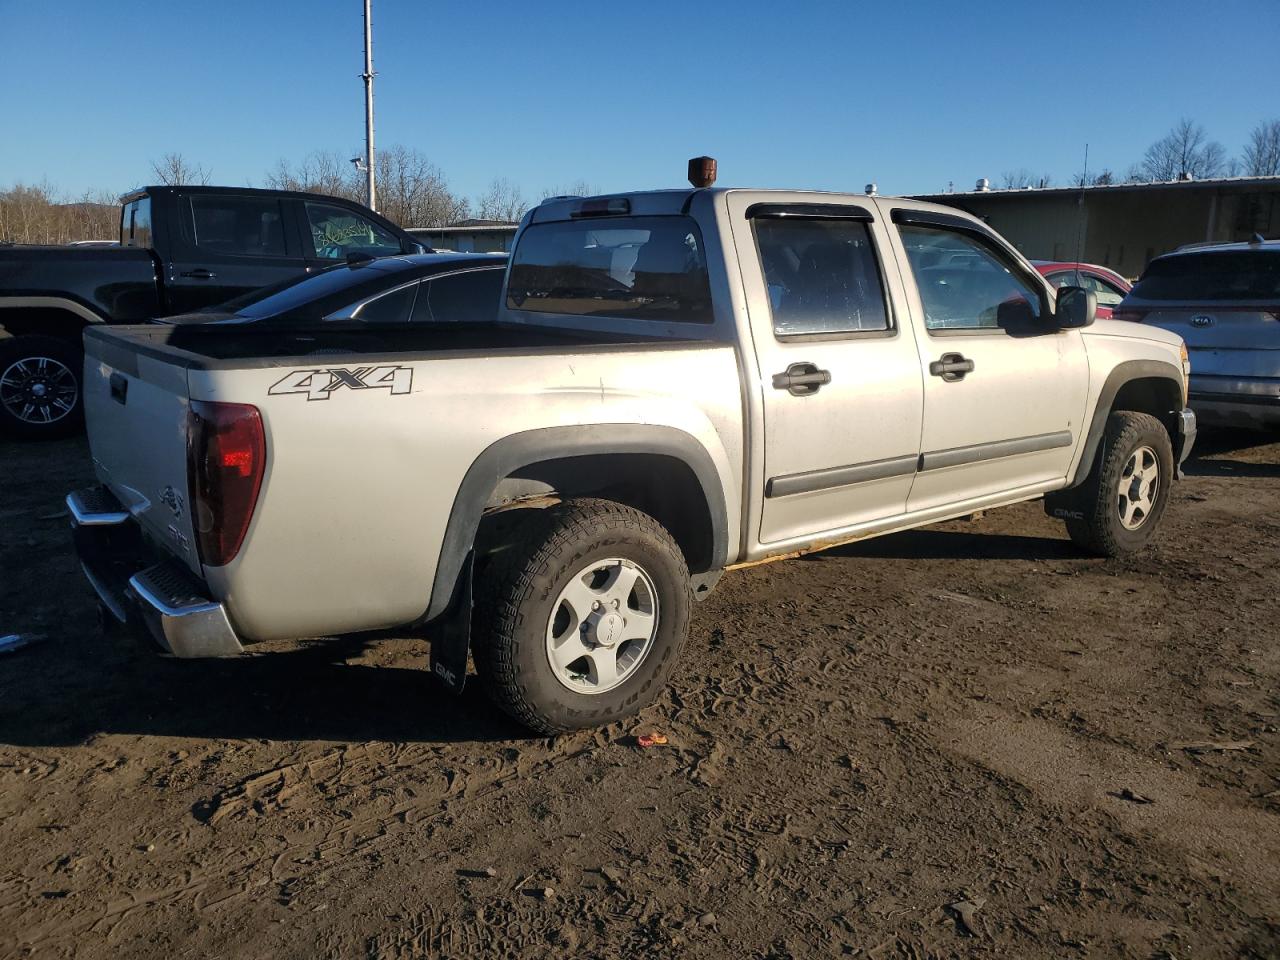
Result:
[187, 400, 265, 567]
[1111, 308, 1148, 323]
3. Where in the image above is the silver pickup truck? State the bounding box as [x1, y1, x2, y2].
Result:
[68, 167, 1196, 733]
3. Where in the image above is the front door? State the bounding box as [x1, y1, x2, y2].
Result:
[726, 193, 924, 547]
[884, 208, 1089, 513]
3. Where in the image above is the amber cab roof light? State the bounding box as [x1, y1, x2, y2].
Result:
[688, 156, 717, 188]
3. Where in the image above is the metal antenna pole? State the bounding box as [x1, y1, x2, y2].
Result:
[362, 0, 376, 211]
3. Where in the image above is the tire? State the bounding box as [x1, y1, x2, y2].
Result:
[1065, 411, 1174, 557]
[473, 497, 692, 735]
[0, 335, 85, 440]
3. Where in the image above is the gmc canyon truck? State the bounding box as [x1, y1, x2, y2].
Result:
[67, 170, 1196, 734]
[0, 185, 426, 438]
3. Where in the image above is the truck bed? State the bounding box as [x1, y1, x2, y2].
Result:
[86, 320, 704, 368]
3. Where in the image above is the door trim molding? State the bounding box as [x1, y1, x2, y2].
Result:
[766, 454, 918, 498]
[921, 430, 1073, 472]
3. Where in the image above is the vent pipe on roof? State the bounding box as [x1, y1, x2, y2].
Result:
[865, 183, 878, 196]
[976, 178, 990, 192]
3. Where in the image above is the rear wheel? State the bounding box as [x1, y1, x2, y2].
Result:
[1065, 411, 1174, 556]
[0, 335, 84, 440]
[473, 498, 691, 735]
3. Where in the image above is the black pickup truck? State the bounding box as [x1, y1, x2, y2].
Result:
[0, 185, 427, 438]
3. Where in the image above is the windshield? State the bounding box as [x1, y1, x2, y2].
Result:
[1131, 250, 1280, 301]
[507, 216, 713, 323]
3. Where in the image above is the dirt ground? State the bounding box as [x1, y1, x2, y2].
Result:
[0, 431, 1277, 960]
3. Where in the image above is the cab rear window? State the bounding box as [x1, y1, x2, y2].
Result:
[1131, 251, 1280, 301]
[507, 216, 713, 323]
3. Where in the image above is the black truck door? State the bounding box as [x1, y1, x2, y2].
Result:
[161, 192, 308, 315]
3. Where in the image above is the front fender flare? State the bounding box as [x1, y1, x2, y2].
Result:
[1069, 358, 1184, 488]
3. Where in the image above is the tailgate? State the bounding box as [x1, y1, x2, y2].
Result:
[83, 331, 202, 575]
[1144, 306, 1280, 379]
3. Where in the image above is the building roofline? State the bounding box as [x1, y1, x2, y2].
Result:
[912, 174, 1280, 202]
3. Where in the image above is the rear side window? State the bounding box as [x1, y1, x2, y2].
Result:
[413, 268, 504, 323]
[191, 196, 287, 257]
[755, 218, 889, 336]
[1131, 251, 1280, 301]
[122, 197, 152, 248]
[507, 216, 712, 323]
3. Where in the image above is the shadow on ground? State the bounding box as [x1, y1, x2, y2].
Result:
[0, 630, 525, 748]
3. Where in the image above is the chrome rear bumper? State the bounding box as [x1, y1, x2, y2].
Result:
[67, 486, 244, 658]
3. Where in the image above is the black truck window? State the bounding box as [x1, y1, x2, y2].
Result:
[121, 197, 152, 248]
[304, 202, 403, 260]
[190, 195, 288, 258]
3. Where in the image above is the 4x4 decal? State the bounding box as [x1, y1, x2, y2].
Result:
[268, 365, 412, 401]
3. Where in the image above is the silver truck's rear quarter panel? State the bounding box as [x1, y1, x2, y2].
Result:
[192, 344, 744, 642]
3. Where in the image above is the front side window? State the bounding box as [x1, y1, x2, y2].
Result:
[899, 225, 1042, 331]
[755, 218, 889, 336]
[190, 195, 287, 257]
[121, 197, 153, 248]
[507, 216, 712, 323]
[305, 202, 403, 260]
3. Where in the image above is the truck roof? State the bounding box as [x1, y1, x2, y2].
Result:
[118, 184, 391, 206]
[528, 188, 977, 225]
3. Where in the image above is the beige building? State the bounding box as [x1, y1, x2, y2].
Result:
[913, 176, 1280, 279]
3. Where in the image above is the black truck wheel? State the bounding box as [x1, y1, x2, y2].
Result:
[1065, 411, 1174, 557]
[0, 335, 84, 440]
[473, 498, 692, 735]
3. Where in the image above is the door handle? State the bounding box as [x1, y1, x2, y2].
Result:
[772, 362, 832, 397]
[929, 352, 975, 382]
[180, 268, 217, 279]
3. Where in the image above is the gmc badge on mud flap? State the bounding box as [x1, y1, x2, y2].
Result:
[268, 365, 412, 401]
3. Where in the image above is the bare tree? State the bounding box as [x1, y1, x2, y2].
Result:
[262, 145, 469, 226]
[1241, 119, 1280, 176]
[1000, 170, 1053, 189]
[0, 182, 120, 244]
[374, 145, 469, 227]
[264, 151, 356, 198]
[150, 152, 211, 186]
[475, 178, 528, 222]
[1140, 119, 1225, 181]
[538, 180, 600, 201]
[1071, 169, 1115, 187]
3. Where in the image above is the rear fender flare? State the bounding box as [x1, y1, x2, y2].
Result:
[424, 424, 730, 622]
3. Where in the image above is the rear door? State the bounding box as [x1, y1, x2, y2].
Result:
[884, 206, 1089, 513]
[725, 193, 924, 546]
[163, 192, 308, 314]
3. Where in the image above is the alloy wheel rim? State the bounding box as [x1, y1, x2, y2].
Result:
[0, 356, 78, 425]
[1117, 445, 1159, 530]
[545, 557, 660, 694]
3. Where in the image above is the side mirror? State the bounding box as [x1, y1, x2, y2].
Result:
[1055, 285, 1097, 328]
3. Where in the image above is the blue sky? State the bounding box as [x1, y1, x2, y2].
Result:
[2, 0, 1278, 204]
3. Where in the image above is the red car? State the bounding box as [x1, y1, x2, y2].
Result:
[1031, 261, 1131, 319]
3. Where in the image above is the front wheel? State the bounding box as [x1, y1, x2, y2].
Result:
[1065, 411, 1174, 556]
[473, 498, 692, 735]
[0, 335, 84, 440]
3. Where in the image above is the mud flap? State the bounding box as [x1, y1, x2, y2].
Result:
[429, 552, 473, 694]
[1043, 487, 1087, 522]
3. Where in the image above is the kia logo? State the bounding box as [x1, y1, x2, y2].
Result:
[1191, 315, 1214, 328]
